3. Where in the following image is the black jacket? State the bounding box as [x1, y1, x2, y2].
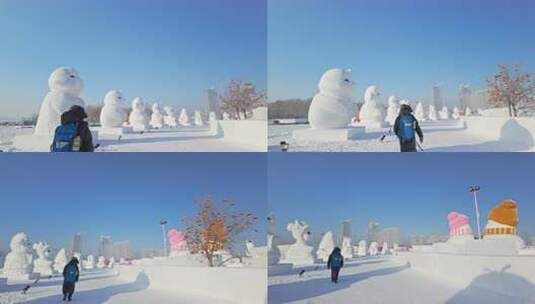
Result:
[60, 106, 94, 152]
[62, 260, 80, 282]
[393, 106, 423, 141]
[327, 250, 344, 269]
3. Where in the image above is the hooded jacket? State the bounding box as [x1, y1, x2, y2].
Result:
[393, 105, 423, 141]
[60, 105, 94, 152]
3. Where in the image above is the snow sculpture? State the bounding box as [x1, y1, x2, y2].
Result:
[477, 108, 484, 116]
[167, 229, 189, 256]
[452, 107, 461, 119]
[316, 231, 335, 262]
[438, 106, 450, 119]
[341, 237, 353, 259]
[358, 85, 386, 129]
[308, 68, 354, 129]
[414, 102, 426, 121]
[222, 112, 231, 120]
[384, 96, 400, 126]
[392, 243, 399, 255]
[53, 248, 68, 273]
[194, 110, 204, 126]
[267, 213, 282, 265]
[108, 257, 115, 268]
[73, 253, 82, 272]
[245, 241, 267, 267]
[428, 105, 438, 121]
[128, 97, 149, 130]
[3, 233, 33, 279]
[399, 99, 410, 106]
[100, 90, 128, 128]
[448, 212, 473, 237]
[97, 256, 106, 269]
[465, 107, 472, 116]
[150, 103, 165, 129]
[35, 67, 85, 135]
[163, 106, 178, 127]
[32, 241, 53, 275]
[178, 108, 190, 126]
[368, 242, 379, 256]
[484, 200, 524, 248]
[357, 240, 367, 257]
[284, 220, 315, 265]
[84, 255, 95, 270]
[209, 112, 217, 121]
[380, 242, 388, 255]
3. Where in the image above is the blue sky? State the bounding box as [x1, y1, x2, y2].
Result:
[268, 0, 535, 104]
[0, 0, 266, 118]
[268, 153, 535, 241]
[0, 153, 266, 254]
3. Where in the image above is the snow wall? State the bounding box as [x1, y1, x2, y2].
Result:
[116, 265, 267, 304]
[397, 252, 535, 301]
[214, 120, 267, 151]
[463, 117, 535, 150]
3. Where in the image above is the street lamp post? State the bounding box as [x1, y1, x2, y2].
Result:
[469, 186, 481, 239]
[160, 220, 168, 256]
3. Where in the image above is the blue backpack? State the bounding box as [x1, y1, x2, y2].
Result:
[64, 263, 78, 283]
[399, 114, 415, 143]
[51, 122, 79, 152]
[330, 254, 343, 268]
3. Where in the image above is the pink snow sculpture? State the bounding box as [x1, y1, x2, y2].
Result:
[447, 212, 472, 236]
[167, 229, 188, 252]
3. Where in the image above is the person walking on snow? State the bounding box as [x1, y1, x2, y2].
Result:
[51, 105, 94, 152]
[393, 104, 424, 152]
[62, 257, 80, 301]
[327, 247, 344, 284]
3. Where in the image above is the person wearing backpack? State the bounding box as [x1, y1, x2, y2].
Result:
[393, 104, 424, 152]
[327, 247, 344, 284]
[62, 257, 80, 301]
[51, 105, 94, 152]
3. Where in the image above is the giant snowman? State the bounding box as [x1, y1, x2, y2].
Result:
[358, 85, 387, 129]
[3, 233, 33, 280]
[100, 90, 128, 128]
[308, 69, 355, 129]
[34, 67, 85, 135]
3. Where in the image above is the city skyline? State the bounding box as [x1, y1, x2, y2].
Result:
[0, 153, 267, 253]
[268, 0, 535, 104]
[0, 0, 266, 117]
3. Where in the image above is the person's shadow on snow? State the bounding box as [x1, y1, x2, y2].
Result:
[268, 261, 409, 303]
[446, 265, 535, 304]
[25, 271, 150, 304]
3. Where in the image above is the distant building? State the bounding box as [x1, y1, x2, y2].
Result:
[468, 88, 490, 110]
[433, 84, 444, 108]
[207, 88, 220, 117]
[71, 233, 82, 255]
[377, 227, 402, 245]
[340, 220, 352, 243]
[141, 248, 163, 259]
[458, 84, 472, 109]
[99, 236, 114, 259]
[367, 220, 380, 242]
[112, 240, 133, 260]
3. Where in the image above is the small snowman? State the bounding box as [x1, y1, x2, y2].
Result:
[150, 103, 165, 129]
[100, 90, 128, 128]
[128, 97, 149, 130]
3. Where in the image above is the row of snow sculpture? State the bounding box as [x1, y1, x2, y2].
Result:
[32, 66, 211, 137]
[101, 90, 207, 130]
[1, 232, 114, 281]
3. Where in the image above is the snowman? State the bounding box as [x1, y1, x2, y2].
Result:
[178, 108, 190, 126]
[128, 97, 149, 130]
[194, 110, 204, 126]
[357, 240, 367, 257]
[308, 68, 355, 129]
[100, 90, 128, 128]
[3, 233, 33, 279]
[53, 248, 68, 273]
[439, 106, 450, 119]
[451, 107, 461, 119]
[84, 255, 95, 270]
[150, 103, 165, 129]
[428, 105, 438, 121]
[358, 85, 386, 128]
[209, 112, 217, 121]
[32, 241, 54, 275]
[384, 96, 400, 126]
[465, 107, 473, 116]
[164, 106, 178, 127]
[34, 67, 85, 135]
[414, 102, 426, 121]
[368, 241, 379, 256]
[96, 256, 106, 269]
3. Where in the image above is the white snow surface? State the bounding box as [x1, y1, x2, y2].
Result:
[269, 118, 535, 152]
[268, 256, 529, 304]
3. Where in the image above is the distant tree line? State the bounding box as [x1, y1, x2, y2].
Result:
[268, 98, 312, 119]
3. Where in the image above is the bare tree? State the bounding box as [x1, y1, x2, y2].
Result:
[182, 197, 257, 267]
[486, 64, 535, 117]
[219, 80, 266, 119]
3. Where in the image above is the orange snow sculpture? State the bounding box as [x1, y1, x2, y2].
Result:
[485, 199, 518, 236]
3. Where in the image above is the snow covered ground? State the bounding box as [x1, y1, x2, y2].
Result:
[1, 125, 262, 152]
[268, 119, 535, 152]
[268, 256, 529, 304]
[0, 266, 245, 304]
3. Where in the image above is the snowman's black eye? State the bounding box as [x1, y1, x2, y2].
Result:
[344, 79, 350, 83]
[69, 75, 75, 78]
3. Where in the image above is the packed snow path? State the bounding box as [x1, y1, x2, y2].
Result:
[0, 269, 232, 304]
[268, 256, 526, 304]
[268, 119, 533, 152]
